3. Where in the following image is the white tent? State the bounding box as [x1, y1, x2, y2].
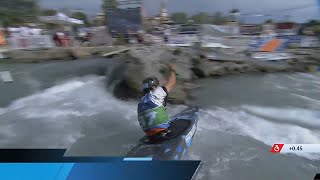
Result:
[201, 42, 232, 49]
[39, 13, 84, 25]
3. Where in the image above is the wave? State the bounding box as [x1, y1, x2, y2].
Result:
[291, 94, 320, 109]
[197, 106, 320, 160]
[1, 72, 320, 162]
[264, 73, 320, 92]
[242, 105, 320, 129]
[0, 75, 138, 148]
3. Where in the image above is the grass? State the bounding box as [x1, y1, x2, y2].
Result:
[308, 55, 320, 62]
[172, 48, 182, 56]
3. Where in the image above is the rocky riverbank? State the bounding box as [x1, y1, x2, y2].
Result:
[110, 46, 320, 104]
[2, 45, 318, 104]
[1, 46, 128, 63]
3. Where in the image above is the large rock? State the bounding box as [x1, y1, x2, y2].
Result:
[194, 61, 227, 77]
[111, 46, 193, 104]
[160, 48, 195, 81]
[70, 47, 92, 59]
[167, 83, 187, 104]
[89, 27, 113, 46]
[5, 48, 75, 62]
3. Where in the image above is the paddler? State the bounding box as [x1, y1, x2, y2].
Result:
[137, 64, 177, 142]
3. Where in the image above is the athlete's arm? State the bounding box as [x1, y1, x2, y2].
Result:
[165, 64, 176, 93]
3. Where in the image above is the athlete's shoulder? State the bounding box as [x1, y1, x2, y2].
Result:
[152, 86, 168, 97]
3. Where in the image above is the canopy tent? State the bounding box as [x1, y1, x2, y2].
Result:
[39, 13, 84, 25]
[201, 42, 232, 49]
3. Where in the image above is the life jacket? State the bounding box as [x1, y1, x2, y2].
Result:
[137, 87, 169, 136]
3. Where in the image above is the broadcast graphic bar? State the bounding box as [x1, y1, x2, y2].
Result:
[270, 144, 320, 153]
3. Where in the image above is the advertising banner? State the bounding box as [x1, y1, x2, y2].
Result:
[240, 25, 262, 35]
[275, 22, 298, 36]
[7, 35, 54, 49]
[300, 36, 319, 47]
[277, 35, 302, 44]
[106, 8, 142, 33]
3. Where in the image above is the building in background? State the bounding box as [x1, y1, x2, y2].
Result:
[160, 0, 173, 25]
[226, 21, 240, 36]
[95, 13, 106, 26]
[240, 24, 262, 35]
[147, 0, 173, 26]
[262, 23, 276, 35]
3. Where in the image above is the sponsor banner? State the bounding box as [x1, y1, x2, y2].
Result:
[277, 35, 302, 44]
[240, 25, 262, 35]
[300, 36, 319, 48]
[7, 35, 54, 49]
[275, 22, 298, 36]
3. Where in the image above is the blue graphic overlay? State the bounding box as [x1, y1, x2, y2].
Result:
[67, 161, 201, 180]
[123, 157, 153, 161]
[0, 163, 74, 180]
[0, 149, 201, 180]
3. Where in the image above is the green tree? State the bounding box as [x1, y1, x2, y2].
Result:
[307, 20, 319, 27]
[102, 0, 118, 10]
[40, 9, 59, 30]
[71, 11, 90, 27]
[0, 0, 39, 27]
[41, 9, 57, 16]
[230, 9, 240, 14]
[314, 25, 320, 35]
[191, 12, 210, 24]
[60, 8, 72, 17]
[229, 9, 240, 22]
[211, 12, 227, 25]
[265, 19, 273, 24]
[171, 12, 188, 24]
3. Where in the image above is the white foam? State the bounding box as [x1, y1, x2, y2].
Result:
[1, 81, 85, 113]
[0, 75, 138, 148]
[296, 73, 320, 80]
[265, 73, 320, 93]
[274, 85, 288, 90]
[242, 105, 320, 128]
[198, 107, 320, 160]
[191, 148, 258, 179]
[291, 94, 320, 108]
[0, 108, 4, 116]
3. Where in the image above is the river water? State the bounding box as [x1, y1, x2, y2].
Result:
[0, 59, 320, 180]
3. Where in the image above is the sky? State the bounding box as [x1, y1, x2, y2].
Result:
[39, 0, 320, 23]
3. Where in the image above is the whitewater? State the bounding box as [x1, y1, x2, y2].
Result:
[0, 60, 319, 179]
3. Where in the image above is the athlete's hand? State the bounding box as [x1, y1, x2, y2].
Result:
[168, 64, 176, 72]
